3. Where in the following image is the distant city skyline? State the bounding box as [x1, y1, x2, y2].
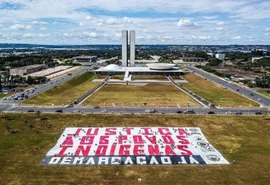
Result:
[0, 0, 270, 45]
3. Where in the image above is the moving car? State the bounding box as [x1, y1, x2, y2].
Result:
[145, 109, 157, 113]
[235, 111, 242, 115]
[184, 110, 196, 114]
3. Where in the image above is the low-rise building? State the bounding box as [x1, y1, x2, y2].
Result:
[9, 64, 47, 76]
[73, 56, 97, 65]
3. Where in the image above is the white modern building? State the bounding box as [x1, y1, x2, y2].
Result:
[95, 63, 184, 76]
[215, 53, 226, 61]
[121, 30, 136, 67]
[130, 30, 136, 67]
[121, 30, 128, 67]
[96, 31, 184, 77]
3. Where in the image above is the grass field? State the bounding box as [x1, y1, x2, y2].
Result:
[0, 113, 269, 185]
[84, 84, 200, 107]
[257, 89, 270, 98]
[182, 73, 259, 107]
[24, 72, 98, 106]
[132, 75, 166, 80]
[0, 93, 8, 99]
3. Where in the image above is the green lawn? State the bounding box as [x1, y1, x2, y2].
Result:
[257, 89, 270, 97]
[0, 92, 8, 99]
[132, 75, 166, 80]
[182, 73, 259, 107]
[0, 113, 269, 185]
[24, 72, 98, 106]
[84, 84, 200, 107]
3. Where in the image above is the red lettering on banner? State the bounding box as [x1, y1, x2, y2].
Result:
[165, 145, 176, 155]
[110, 143, 117, 155]
[75, 145, 91, 156]
[145, 135, 156, 144]
[178, 128, 188, 135]
[158, 128, 171, 135]
[118, 135, 128, 144]
[133, 135, 143, 144]
[80, 136, 94, 145]
[177, 145, 192, 155]
[99, 136, 109, 144]
[95, 145, 108, 156]
[119, 145, 131, 155]
[162, 135, 174, 144]
[75, 128, 81, 135]
[148, 144, 160, 155]
[86, 128, 99, 135]
[61, 136, 74, 146]
[176, 136, 190, 144]
[105, 128, 116, 135]
[126, 127, 134, 135]
[57, 146, 71, 156]
[134, 145, 145, 155]
[141, 128, 153, 135]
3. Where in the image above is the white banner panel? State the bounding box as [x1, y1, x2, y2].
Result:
[42, 127, 229, 165]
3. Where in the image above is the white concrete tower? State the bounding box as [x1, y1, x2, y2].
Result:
[121, 30, 128, 67]
[130, 30, 136, 67]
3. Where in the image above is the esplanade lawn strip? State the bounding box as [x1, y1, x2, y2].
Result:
[182, 73, 260, 107]
[0, 113, 269, 184]
[24, 72, 99, 106]
[83, 83, 201, 107]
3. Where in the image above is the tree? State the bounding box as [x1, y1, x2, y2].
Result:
[207, 58, 223, 66]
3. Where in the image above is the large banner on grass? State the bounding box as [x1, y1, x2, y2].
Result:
[42, 127, 229, 165]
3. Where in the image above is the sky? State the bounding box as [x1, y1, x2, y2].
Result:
[0, 0, 269, 45]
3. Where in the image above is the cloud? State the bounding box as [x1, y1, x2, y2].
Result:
[9, 24, 32, 30]
[232, 36, 241, 40]
[215, 27, 227, 31]
[32, 21, 48, 25]
[38, 33, 50, 37]
[216, 21, 225, 26]
[177, 19, 196, 28]
[82, 32, 98, 38]
[22, 33, 33, 38]
[0, 0, 269, 44]
[192, 35, 212, 40]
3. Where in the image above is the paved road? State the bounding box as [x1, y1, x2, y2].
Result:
[186, 66, 270, 108]
[2, 105, 269, 115]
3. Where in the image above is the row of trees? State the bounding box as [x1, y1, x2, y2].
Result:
[255, 74, 270, 88]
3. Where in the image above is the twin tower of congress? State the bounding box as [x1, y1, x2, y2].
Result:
[122, 30, 135, 67]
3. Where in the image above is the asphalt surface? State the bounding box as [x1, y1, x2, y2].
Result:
[2, 105, 269, 115]
[186, 66, 270, 108]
